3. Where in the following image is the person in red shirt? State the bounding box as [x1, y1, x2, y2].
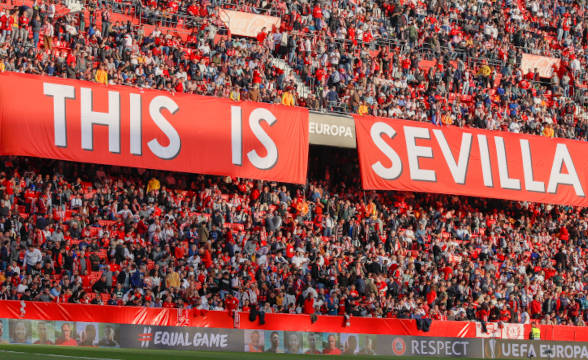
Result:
[323, 334, 341, 355]
[256, 27, 267, 44]
[18, 13, 29, 43]
[0, 11, 9, 43]
[186, 3, 199, 17]
[56, 323, 78, 346]
[426, 286, 437, 306]
[312, 4, 322, 30]
[499, 304, 511, 322]
[303, 294, 314, 314]
[476, 304, 490, 322]
[349, 284, 359, 300]
[225, 293, 238, 317]
[530, 296, 542, 319]
[162, 295, 175, 308]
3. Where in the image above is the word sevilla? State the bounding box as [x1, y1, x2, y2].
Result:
[355, 116, 586, 207]
[369, 122, 583, 196]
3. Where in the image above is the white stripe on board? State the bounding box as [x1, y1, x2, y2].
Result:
[0, 349, 120, 360]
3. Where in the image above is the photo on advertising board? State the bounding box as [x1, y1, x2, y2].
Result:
[32, 320, 55, 345]
[243, 329, 264, 353]
[9, 319, 32, 344]
[97, 323, 120, 348]
[303, 332, 323, 355]
[264, 330, 284, 353]
[284, 332, 303, 354]
[340, 333, 360, 355]
[0, 319, 9, 344]
[358, 334, 377, 355]
[322, 333, 342, 355]
[54, 321, 78, 346]
[76, 322, 100, 347]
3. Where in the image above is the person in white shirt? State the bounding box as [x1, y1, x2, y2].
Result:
[291, 251, 308, 269]
[23, 245, 42, 268]
[117, 204, 133, 221]
[70, 195, 82, 209]
[509, 119, 521, 133]
[16, 279, 28, 294]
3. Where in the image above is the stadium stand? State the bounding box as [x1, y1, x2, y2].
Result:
[0, 152, 585, 326]
[0, 0, 585, 328]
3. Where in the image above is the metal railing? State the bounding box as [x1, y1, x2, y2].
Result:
[217, 0, 283, 17]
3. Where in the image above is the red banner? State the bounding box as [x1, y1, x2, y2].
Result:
[0, 73, 309, 184]
[0, 301, 587, 342]
[354, 116, 587, 207]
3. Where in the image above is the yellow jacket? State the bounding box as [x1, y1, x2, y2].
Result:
[147, 178, 160, 193]
[478, 65, 491, 77]
[230, 90, 240, 101]
[358, 104, 369, 115]
[281, 91, 295, 106]
[95, 69, 108, 85]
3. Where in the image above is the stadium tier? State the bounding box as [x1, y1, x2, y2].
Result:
[0, 0, 585, 352]
[0, 0, 586, 139]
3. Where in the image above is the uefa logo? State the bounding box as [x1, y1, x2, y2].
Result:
[391, 337, 406, 356]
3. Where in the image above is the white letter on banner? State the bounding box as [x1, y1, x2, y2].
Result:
[404, 126, 436, 182]
[520, 139, 545, 193]
[477, 134, 494, 187]
[370, 122, 402, 180]
[547, 143, 584, 196]
[147, 96, 181, 160]
[231, 106, 242, 166]
[247, 108, 278, 170]
[80, 88, 120, 153]
[432, 129, 472, 184]
[129, 93, 142, 156]
[494, 136, 521, 190]
[43, 83, 75, 148]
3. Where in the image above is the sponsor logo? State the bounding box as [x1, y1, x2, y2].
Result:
[309, 122, 354, 138]
[495, 342, 588, 359]
[391, 337, 406, 356]
[137, 329, 230, 349]
[410, 339, 471, 357]
[477, 322, 524, 339]
[138, 327, 153, 348]
[504, 324, 524, 340]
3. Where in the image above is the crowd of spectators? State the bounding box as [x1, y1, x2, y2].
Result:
[0, 0, 586, 140]
[0, 0, 586, 328]
[0, 154, 585, 327]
